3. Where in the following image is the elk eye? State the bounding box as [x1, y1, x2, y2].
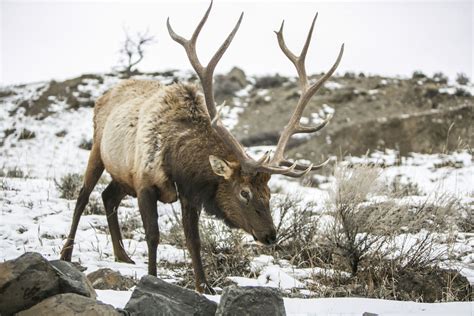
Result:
[240, 189, 250, 202]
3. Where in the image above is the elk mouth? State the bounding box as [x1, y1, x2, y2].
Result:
[251, 229, 258, 242]
[251, 229, 274, 246]
[251, 233, 258, 241]
[251, 229, 276, 247]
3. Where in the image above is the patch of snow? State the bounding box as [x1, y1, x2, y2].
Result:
[229, 265, 304, 290]
[324, 81, 343, 90]
[439, 87, 456, 95]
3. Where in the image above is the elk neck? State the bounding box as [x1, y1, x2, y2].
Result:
[159, 83, 236, 216]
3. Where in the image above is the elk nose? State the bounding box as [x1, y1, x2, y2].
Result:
[264, 232, 277, 245]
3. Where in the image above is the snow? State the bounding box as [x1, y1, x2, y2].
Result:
[96, 289, 474, 316]
[96, 290, 133, 309]
[282, 297, 473, 316]
[324, 81, 343, 90]
[229, 264, 305, 290]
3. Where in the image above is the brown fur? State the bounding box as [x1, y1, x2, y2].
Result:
[60, 80, 276, 293]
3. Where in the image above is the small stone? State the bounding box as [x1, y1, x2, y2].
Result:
[87, 268, 136, 290]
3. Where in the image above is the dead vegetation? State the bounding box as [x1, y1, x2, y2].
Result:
[55, 173, 83, 200]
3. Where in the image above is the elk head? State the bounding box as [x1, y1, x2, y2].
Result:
[167, 1, 343, 245]
[208, 155, 275, 244]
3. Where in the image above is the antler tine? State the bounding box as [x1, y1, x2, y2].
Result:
[274, 13, 317, 90]
[280, 158, 330, 171]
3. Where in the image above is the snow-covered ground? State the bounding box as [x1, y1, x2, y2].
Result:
[0, 77, 473, 315]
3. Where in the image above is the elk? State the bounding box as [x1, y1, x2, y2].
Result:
[60, 1, 343, 294]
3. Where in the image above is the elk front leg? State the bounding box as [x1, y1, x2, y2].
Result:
[180, 197, 215, 295]
[138, 187, 160, 276]
[102, 180, 134, 264]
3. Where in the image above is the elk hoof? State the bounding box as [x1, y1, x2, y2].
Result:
[115, 250, 135, 264]
[198, 282, 216, 295]
[60, 242, 74, 261]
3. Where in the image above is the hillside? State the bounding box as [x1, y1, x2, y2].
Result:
[0, 70, 473, 313]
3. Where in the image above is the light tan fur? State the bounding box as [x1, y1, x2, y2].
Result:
[95, 79, 177, 201]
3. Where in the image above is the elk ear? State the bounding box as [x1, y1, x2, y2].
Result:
[209, 155, 233, 180]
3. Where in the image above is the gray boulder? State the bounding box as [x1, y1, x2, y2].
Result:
[50, 259, 96, 299]
[16, 293, 121, 316]
[124, 275, 217, 316]
[0, 252, 96, 315]
[216, 286, 286, 316]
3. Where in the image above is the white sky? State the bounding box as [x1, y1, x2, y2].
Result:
[1, 0, 472, 85]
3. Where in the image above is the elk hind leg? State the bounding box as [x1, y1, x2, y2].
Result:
[102, 180, 135, 264]
[60, 144, 104, 261]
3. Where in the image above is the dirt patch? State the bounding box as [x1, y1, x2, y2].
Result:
[290, 104, 473, 160]
[17, 74, 103, 119]
[233, 74, 473, 158]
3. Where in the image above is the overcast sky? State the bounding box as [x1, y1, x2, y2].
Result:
[1, 0, 472, 85]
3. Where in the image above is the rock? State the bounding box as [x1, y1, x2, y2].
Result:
[214, 67, 248, 103]
[16, 293, 121, 316]
[87, 268, 136, 290]
[50, 260, 96, 299]
[227, 67, 247, 88]
[397, 267, 471, 302]
[124, 275, 217, 316]
[0, 252, 96, 315]
[216, 286, 286, 316]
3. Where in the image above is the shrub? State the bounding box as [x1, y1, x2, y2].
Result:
[455, 73, 469, 85]
[18, 129, 36, 140]
[322, 164, 391, 275]
[83, 194, 105, 215]
[0, 167, 25, 178]
[454, 87, 471, 97]
[121, 212, 143, 240]
[343, 71, 356, 79]
[388, 175, 422, 197]
[55, 173, 83, 199]
[55, 130, 68, 137]
[271, 195, 322, 266]
[3, 128, 16, 138]
[78, 138, 93, 150]
[412, 71, 426, 79]
[433, 72, 448, 84]
[254, 75, 287, 89]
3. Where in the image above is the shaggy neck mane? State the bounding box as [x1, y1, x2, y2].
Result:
[160, 83, 236, 218]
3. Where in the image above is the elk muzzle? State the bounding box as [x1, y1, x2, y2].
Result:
[252, 227, 277, 246]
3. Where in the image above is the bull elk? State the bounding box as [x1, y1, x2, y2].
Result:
[60, 1, 343, 294]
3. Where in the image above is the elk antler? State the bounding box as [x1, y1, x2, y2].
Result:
[265, 13, 344, 177]
[168, 3, 343, 177]
[167, 1, 289, 175]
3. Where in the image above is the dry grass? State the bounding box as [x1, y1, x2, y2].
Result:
[55, 172, 83, 199]
[308, 163, 470, 301]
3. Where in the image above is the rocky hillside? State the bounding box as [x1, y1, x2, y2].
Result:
[1, 69, 472, 162]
